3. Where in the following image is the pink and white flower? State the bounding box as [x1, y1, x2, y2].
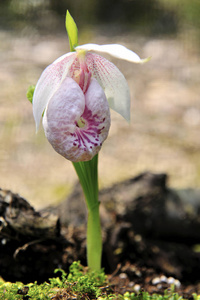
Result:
[33, 43, 148, 162]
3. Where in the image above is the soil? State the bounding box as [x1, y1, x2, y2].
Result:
[1, 172, 200, 299]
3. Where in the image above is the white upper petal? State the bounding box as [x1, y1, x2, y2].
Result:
[33, 52, 76, 131]
[85, 53, 130, 121]
[76, 43, 150, 63]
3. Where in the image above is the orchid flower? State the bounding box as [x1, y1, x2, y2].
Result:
[29, 11, 150, 272]
[33, 43, 148, 162]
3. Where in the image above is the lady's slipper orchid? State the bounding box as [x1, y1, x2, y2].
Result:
[43, 77, 110, 162]
[33, 43, 148, 162]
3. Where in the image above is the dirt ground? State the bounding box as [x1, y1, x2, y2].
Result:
[0, 27, 200, 211]
[1, 174, 200, 299]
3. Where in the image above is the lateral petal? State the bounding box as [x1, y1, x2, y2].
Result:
[76, 43, 150, 63]
[33, 52, 76, 131]
[86, 53, 130, 121]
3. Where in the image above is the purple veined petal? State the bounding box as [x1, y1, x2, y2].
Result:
[83, 78, 111, 152]
[85, 53, 130, 121]
[43, 77, 110, 162]
[76, 43, 150, 63]
[33, 52, 76, 131]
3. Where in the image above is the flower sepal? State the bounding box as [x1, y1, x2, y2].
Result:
[76, 43, 151, 63]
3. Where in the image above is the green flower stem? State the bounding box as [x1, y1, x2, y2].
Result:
[72, 154, 102, 272]
[87, 202, 102, 272]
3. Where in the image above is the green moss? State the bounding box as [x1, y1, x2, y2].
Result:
[66, 261, 106, 297]
[0, 262, 106, 299]
[0, 261, 198, 299]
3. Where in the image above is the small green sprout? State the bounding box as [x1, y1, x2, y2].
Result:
[26, 85, 35, 104]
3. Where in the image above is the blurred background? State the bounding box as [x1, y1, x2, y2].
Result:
[0, 0, 200, 209]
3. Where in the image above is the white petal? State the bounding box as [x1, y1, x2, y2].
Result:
[43, 77, 85, 161]
[76, 43, 150, 63]
[33, 52, 76, 131]
[86, 53, 130, 121]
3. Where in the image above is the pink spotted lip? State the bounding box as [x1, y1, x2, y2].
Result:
[43, 77, 110, 162]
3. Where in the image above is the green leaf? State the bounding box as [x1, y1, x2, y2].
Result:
[26, 85, 35, 104]
[65, 10, 78, 52]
